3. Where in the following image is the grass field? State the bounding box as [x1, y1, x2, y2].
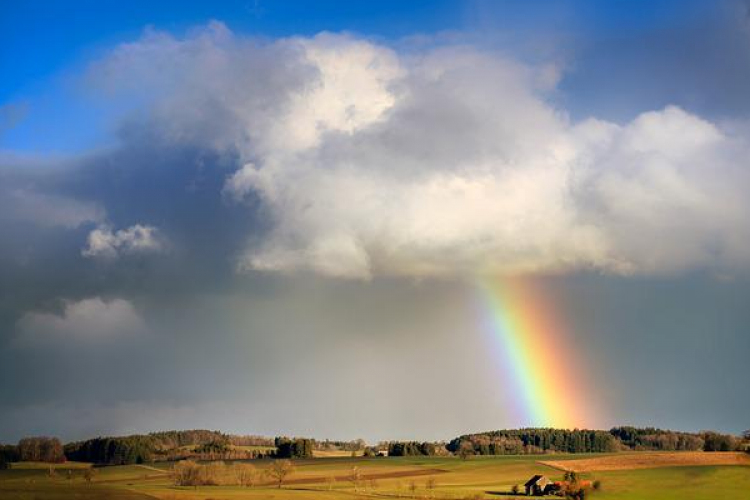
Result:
[1, 452, 748, 500]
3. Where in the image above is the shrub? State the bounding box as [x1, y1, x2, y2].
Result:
[173, 460, 202, 486]
[201, 461, 228, 485]
[172, 460, 260, 487]
[234, 463, 257, 487]
[173, 460, 237, 486]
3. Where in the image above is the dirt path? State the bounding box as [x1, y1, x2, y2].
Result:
[135, 464, 168, 474]
[265, 468, 448, 486]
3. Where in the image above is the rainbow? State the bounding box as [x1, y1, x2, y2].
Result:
[477, 277, 593, 429]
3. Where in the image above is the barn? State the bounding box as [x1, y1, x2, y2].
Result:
[524, 475, 549, 496]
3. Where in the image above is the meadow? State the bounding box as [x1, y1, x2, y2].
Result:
[1, 452, 749, 500]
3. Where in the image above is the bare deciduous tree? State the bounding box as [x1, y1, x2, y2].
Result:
[18, 437, 65, 463]
[425, 477, 436, 497]
[268, 459, 294, 489]
[409, 480, 418, 497]
[350, 466, 362, 492]
[83, 468, 98, 483]
[325, 475, 336, 491]
[173, 460, 202, 486]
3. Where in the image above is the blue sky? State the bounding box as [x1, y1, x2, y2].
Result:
[1, 1, 749, 441]
[1, 0, 728, 152]
[1, 0, 461, 152]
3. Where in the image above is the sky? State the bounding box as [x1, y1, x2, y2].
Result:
[1, 0, 749, 443]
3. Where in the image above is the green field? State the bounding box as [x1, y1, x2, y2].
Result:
[1, 453, 748, 500]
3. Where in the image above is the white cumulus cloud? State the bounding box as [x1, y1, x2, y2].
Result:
[90, 24, 750, 279]
[82, 224, 165, 259]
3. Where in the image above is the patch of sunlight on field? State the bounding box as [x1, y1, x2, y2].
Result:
[0, 467, 153, 500]
[592, 465, 750, 500]
[542, 451, 750, 472]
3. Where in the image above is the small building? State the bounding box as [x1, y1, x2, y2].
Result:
[524, 475, 550, 496]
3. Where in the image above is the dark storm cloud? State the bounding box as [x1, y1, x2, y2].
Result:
[0, 130, 272, 429]
[0, 136, 261, 299]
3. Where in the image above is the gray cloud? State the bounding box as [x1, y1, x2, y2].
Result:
[15, 297, 146, 347]
[0, 188, 104, 229]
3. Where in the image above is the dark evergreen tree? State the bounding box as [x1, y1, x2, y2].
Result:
[387, 441, 439, 456]
[274, 437, 313, 458]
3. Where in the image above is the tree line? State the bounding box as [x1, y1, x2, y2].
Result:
[448, 428, 620, 455]
[147, 430, 227, 450]
[17, 437, 66, 463]
[63, 430, 271, 465]
[448, 427, 744, 455]
[147, 430, 274, 449]
[610, 426, 704, 451]
[64, 436, 154, 465]
[1, 427, 746, 466]
[0, 444, 20, 469]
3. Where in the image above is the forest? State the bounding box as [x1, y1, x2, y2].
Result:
[447, 427, 742, 456]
